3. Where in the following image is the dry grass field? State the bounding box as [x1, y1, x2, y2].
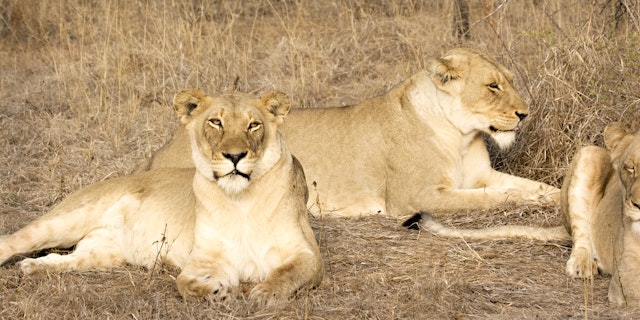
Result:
[2, 0, 640, 318]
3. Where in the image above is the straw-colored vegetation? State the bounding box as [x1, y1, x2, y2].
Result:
[1, 0, 640, 318]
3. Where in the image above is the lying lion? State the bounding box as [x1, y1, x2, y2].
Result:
[0, 90, 323, 304]
[137, 48, 559, 217]
[405, 123, 640, 307]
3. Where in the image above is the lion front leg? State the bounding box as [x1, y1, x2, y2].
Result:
[412, 186, 551, 213]
[609, 238, 640, 306]
[249, 251, 322, 305]
[562, 146, 614, 278]
[482, 170, 561, 205]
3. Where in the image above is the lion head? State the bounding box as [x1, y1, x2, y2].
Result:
[605, 123, 640, 226]
[173, 89, 291, 194]
[430, 48, 529, 150]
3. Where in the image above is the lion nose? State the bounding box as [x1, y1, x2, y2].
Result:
[516, 112, 527, 121]
[223, 152, 247, 165]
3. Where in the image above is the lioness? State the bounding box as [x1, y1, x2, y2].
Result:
[0, 90, 323, 304]
[138, 48, 559, 217]
[563, 123, 640, 306]
[404, 123, 640, 306]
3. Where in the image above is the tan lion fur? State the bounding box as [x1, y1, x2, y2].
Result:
[137, 48, 559, 217]
[0, 90, 323, 305]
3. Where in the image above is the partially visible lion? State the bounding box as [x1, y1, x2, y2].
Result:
[0, 90, 323, 304]
[562, 123, 640, 306]
[137, 48, 559, 217]
[404, 123, 640, 307]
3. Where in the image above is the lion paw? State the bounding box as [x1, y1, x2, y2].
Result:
[544, 189, 561, 204]
[17, 258, 43, 275]
[504, 187, 559, 205]
[18, 254, 66, 274]
[176, 272, 233, 301]
[249, 283, 288, 305]
[521, 191, 556, 205]
[565, 248, 598, 279]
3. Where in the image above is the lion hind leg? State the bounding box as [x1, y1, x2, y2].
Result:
[563, 146, 612, 279]
[0, 192, 140, 267]
[0, 210, 91, 266]
[17, 228, 126, 274]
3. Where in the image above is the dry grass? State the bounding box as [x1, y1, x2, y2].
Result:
[2, 0, 640, 318]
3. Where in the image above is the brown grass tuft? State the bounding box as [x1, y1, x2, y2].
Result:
[3, 0, 640, 318]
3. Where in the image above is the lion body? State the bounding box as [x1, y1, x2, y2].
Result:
[139, 48, 558, 217]
[0, 90, 323, 304]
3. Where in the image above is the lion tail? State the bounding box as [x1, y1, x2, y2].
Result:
[402, 212, 572, 242]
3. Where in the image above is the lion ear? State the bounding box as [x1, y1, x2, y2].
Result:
[604, 122, 630, 151]
[259, 91, 291, 126]
[431, 52, 467, 92]
[432, 58, 460, 84]
[173, 89, 207, 125]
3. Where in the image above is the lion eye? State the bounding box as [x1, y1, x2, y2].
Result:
[488, 82, 501, 91]
[208, 118, 222, 128]
[626, 165, 636, 176]
[248, 121, 262, 131]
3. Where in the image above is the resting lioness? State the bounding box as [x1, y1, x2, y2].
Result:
[0, 90, 323, 304]
[404, 123, 640, 307]
[563, 123, 640, 306]
[138, 48, 559, 217]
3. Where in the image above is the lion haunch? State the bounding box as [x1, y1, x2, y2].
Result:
[0, 90, 323, 305]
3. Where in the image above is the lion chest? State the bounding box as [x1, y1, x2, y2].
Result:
[220, 223, 301, 282]
[458, 134, 494, 187]
[414, 132, 487, 189]
[194, 186, 308, 282]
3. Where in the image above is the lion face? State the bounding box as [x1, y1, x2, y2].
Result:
[431, 48, 529, 150]
[606, 124, 640, 227]
[173, 90, 291, 194]
[620, 150, 640, 227]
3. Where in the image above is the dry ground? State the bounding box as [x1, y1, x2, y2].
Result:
[2, 0, 640, 319]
